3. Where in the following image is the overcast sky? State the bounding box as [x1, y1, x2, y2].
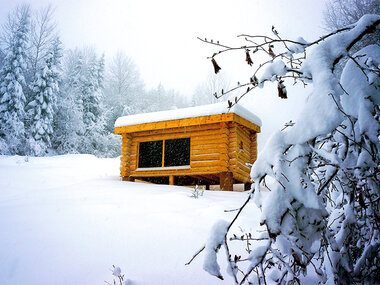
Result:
[0, 0, 328, 147]
[0, 0, 326, 93]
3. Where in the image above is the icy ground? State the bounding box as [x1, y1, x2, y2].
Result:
[0, 154, 260, 285]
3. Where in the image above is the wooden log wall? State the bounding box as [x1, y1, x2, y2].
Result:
[227, 123, 257, 183]
[120, 121, 258, 184]
[123, 123, 229, 178]
[120, 134, 132, 180]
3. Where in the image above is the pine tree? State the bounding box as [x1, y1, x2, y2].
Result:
[26, 37, 62, 155]
[0, 6, 30, 155]
[52, 49, 84, 154]
[79, 52, 106, 154]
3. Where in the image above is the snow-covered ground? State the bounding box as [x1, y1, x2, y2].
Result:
[0, 154, 260, 285]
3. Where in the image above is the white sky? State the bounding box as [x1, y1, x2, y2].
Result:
[0, 0, 328, 147]
[0, 0, 326, 94]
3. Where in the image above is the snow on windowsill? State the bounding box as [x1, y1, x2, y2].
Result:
[135, 165, 191, 171]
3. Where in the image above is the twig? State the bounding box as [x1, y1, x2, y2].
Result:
[185, 245, 205, 265]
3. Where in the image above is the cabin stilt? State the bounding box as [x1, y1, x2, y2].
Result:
[220, 171, 234, 191]
[122, 176, 135, 182]
[169, 175, 175, 185]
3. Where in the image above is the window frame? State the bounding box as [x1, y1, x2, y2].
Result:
[137, 137, 191, 169]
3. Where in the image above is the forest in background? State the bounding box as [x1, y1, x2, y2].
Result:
[0, 4, 225, 158]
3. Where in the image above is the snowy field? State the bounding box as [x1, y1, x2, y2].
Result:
[0, 154, 261, 285]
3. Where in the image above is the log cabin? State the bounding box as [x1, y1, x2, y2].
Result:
[114, 102, 261, 191]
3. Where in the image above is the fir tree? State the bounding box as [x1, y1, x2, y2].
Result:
[26, 38, 62, 155]
[0, 6, 30, 154]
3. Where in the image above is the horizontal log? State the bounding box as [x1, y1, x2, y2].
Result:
[192, 143, 225, 151]
[237, 125, 251, 136]
[229, 151, 240, 159]
[191, 134, 228, 143]
[233, 171, 251, 183]
[191, 153, 228, 162]
[238, 150, 251, 162]
[233, 114, 261, 133]
[237, 161, 251, 173]
[237, 136, 251, 150]
[236, 131, 251, 147]
[134, 130, 225, 142]
[191, 149, 220, 155]
[120, 156, 130, 162]
[131, 123, 224, 137]
[115, 113, 236, 134]
[191, 160, 228, 168]
[134, 133, 191, 142]
[130, 165, 226, 177]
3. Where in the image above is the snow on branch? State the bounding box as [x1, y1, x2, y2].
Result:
[190, 14, 380, 284]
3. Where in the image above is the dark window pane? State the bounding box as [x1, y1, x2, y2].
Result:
[164, 138, 190, 167]
[138, 140, 163, 168]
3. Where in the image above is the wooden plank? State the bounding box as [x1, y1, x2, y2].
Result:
[130, 166, 225, 177]
[191, 160, 228, 168]
[236, 130, 251, 149]
[130, 123, 223, 137]
[250, 132, 258, 164]
[233, 114, 261, 133]
[233, 171, 250, 184]
[134, 133, 191, 142]
[191, 134, 227, 142]
[237, 132, 251, 148]
[191, 149, 220, 155]
[191, 153, 228, 161]
[237, 150, 251, 162]
[120, 134, 132, 179]
[237, 161, 251, 173]
[115, 113, 235, 134]
[191, 143, 225, 150]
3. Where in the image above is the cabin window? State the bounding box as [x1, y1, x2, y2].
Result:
[138, 140, 163, 168]
[138, 138, 190, 168]
[164, 138, 190, 167]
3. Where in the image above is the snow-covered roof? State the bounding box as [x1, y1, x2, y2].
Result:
[114, 102, 262, 128]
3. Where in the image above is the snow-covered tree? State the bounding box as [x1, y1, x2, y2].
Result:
[79, 49, 107, 154]
[0, 6, 30, 155]
[188, 15, 380, 284]
[53, 48, 112, 156]
[191, 71, 230, 106]
[28, 4, 58, 81]
[103, 51, 145, 133]
[324, 0, 380, 50]
[52, 49, 85, 154]
[26, 37, 62, 155]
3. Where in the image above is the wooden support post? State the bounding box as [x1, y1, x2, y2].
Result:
[122, 176, 135, 182]
[220, 171, 233, 191]
[169, 175, 175, 185]
[244, 182, 252, 191]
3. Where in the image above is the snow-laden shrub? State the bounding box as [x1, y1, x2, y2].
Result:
[188, 15, 380, 284]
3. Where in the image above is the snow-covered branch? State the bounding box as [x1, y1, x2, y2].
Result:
[191, 14, 380, 284]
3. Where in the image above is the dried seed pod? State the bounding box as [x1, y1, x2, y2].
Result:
[277, 80, 287, 99]
[245, 50, 253, 66]
[268, 46, 275, 58]
[211, 58, 221, 74]
[272, 25, 278, 36]
[250, 75, 258, 86]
